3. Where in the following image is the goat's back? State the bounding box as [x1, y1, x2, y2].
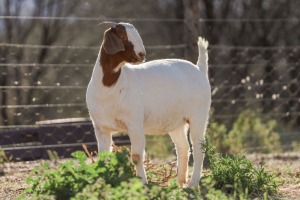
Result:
[124, 59, 211, 134]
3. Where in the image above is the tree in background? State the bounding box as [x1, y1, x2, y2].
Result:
[0, 0, 82, 125]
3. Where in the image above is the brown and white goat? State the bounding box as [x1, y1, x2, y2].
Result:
[86, 22, 211, 187]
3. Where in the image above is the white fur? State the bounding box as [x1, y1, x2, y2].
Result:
[119, 22, 146, 56]
[86, 25, 211, 187]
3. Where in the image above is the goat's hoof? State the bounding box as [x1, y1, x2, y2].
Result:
[178, 179, 187, 188]
[186, 180, 199, 188]
[137, 177, 148, 185]
[143, 180, 148, 184]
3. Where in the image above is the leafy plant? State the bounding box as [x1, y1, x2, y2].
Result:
[201, 139, 280, 199]
[73, 178, 189, 200]
[19, 141, 280, 200]
[20, 147, 134, 200]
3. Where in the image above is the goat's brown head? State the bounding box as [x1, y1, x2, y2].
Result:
[99, 22, 146, 87]
[101, 22, 145, 63]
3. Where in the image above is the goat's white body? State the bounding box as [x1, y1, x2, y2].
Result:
[87, 36, 211, 187]
[87, 59, 210, 134]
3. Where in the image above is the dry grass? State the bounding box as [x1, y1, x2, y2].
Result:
[112, 144, 178, 186]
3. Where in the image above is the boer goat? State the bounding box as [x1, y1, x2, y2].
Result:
[86, 22, 211, 187]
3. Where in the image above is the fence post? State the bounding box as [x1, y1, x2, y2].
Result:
[183, 0, 200, 63]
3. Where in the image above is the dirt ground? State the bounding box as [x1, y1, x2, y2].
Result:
[0, 161, 42, 200]
[0, 153, 299, 200]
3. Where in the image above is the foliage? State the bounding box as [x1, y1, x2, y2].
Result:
[207, 109, 282, 154]
[74, 178, 188, 200]
[19, 142, 279, 199]
[20, 148, 134, 200]
[73, 174, 232, 200]
[201, 139, 280, 199]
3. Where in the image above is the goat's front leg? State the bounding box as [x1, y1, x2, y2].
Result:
[94, 126, 113, 153]
[127, 126, 147, 184]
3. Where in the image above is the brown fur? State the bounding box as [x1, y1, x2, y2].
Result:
[183, 117, 190, 124]
[100, 24, 144, 87]
[132, 153, 140, 165]
[115, 119, 127, 130]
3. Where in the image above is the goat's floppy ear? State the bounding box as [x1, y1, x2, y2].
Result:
[103, 29, 125, 54]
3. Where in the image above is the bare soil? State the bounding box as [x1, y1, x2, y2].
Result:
[0, 153, 299, 200]
[0, 160, 45, 200]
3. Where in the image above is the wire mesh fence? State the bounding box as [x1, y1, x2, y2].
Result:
[2, 44, 299, 126]
[0, 13, 300, 161]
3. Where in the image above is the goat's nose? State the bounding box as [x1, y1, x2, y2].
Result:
[138, 52, 146, 61]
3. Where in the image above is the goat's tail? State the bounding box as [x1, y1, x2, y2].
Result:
[196, 37, 209, 78]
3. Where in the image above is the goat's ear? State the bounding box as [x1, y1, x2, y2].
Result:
[103, 29, 125, 54]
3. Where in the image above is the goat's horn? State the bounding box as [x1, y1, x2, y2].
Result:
[97, 21, 117, 28]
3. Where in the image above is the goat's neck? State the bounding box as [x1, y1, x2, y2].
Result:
[99, 47, 125, 87]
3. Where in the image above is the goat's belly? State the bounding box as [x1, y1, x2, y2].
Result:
[143, 114, 187, 135]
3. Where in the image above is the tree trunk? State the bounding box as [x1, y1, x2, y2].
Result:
[183, 0, 200, 63]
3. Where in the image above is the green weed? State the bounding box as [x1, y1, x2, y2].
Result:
[201, 139, 280, 199]
[19, 147, 134, 200]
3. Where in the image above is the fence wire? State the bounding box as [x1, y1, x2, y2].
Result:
[0, 15, 300, 161]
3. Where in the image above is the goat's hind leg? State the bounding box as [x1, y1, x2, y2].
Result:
[187, 113, 209, 187]
[169, 125, 190, 187]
